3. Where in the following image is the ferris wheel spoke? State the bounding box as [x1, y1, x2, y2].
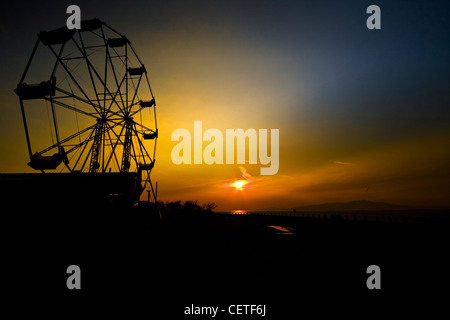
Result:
[103, 118, 125, 131]
[128, 104, 146, 118]
[69, 125, 97, 170]
[102, 26, 127, 113]
[43, 96, 98, 119]
[101, 27, 109, 111]
[74, 32, 103, 115]
[54, 87, 102, 115]
[70, 37, 126, 117]
[50, 42, 66, 79]
[105, 72, 127, 116]
[67, 119, 119, 157]
[38, 123, 96, 155]
[54, 86, 124, 120]
[125, 45, 129, 116]
[105, 57, 126, 113]
[47, 44, 102, 117]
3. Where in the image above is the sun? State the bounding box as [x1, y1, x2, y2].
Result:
[231, 180, 248, 191]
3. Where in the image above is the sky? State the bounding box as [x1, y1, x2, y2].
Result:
[1, 0, 449, 210]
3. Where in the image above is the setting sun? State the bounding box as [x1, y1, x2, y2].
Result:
[231, 180, 248, 191]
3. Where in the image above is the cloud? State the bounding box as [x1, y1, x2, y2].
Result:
[239, 166, 252, 180]
[333, 161, 355, 166]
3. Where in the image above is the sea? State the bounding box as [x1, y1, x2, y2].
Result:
[217, 209, 449, 225]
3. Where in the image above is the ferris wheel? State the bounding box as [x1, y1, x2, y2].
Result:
[14, 19, 158, 199]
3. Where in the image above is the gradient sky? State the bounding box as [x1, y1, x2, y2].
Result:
[1, 0, 450, 210]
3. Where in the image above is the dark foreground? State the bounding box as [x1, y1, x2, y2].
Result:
[4, 203, 450, 317]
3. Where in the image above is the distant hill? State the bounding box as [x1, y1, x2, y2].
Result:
[293, 200, 412, 212]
